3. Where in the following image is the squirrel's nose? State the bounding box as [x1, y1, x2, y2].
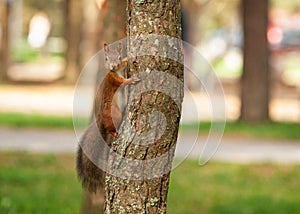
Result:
[111, 64, 118, 70]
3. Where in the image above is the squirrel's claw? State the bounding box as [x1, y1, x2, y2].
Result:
[111, 131, 118, 137]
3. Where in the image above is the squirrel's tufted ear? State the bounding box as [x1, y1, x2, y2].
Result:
[104, 43, 109, 52]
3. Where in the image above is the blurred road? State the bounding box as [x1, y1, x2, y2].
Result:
[1, 127, 300, 164]
[0, 85, 299, 164]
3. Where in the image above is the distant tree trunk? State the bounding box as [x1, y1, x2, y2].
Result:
[81, 0, 100, 63]
[80, 1, 126, 213]
[241, 0, 270, 122]
[96, 0, 127, 47]
[64, 0, 83, 83]
[104, 1, 183, 213]
[181, 0, 210, 45]
[0, 0, 10, 82]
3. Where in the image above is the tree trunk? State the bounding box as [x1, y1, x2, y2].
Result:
[64, 0, 83, 83]
[80, 1, 126, 213]
[104, 1, 183, 213]
[181, 0, 209, 45]
[0, 0, 10, 82]
[81, 0, 100, 63]
[241, 0, 270, 122]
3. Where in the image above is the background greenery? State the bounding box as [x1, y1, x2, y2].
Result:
[0, 153, 299, 214]
[1, 112, 299, 140]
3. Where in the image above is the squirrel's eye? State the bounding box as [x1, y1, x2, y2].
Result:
[118, 56, 121, 60]
[105, 56, 108, 61]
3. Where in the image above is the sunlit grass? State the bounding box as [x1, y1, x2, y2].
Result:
[0, 112, 74, 129]
[0, 112, 88, 129]
[180, 121, 300, 140]
[168, 160, 300, 214]
[0, 112, 299, 140]
[0, 153, 81, 214]
[0, 153, 299, 214]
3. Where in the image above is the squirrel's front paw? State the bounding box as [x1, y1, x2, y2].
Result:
[111, 131, 118, 137]
[122, 58, 128, 66]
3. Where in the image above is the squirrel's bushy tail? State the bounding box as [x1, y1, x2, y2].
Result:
[76, 123, 108, 193]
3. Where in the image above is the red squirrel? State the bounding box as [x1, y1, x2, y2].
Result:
[76, 43, 139, 192]
[98, 43, 139, 137]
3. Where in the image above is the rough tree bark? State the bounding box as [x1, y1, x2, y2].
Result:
[0, 0, 10, 82]
[241, 0, 270, 122]
[81, 1, 127, 214]
[104, 1, 183, 213]
[64, 0, 83, 83]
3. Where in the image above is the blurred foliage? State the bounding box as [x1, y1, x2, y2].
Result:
[213, 56, 242, 78]
[11, 38, 39, 63]
[23, 0, 64, 36]
[271, 0, 300, 12]
[12, 38, 65, 63]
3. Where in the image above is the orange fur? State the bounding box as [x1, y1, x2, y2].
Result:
[76, 44, 139, 192]
[97, 44, 139, 137]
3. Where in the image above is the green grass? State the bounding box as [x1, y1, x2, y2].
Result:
[0, 153, 82, 214]
[0, 112, 299, 140]
[0, 113, 89, 129]
[0, 113, 73, 129]
[168, 160, 300, 214]
[0, 153, 300, 214]
[181, 121, 300, 140]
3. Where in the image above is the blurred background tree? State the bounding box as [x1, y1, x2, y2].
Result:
[0, 0, 299, 97]
[64, 0, 83, 83]
[241, 0, 270, 122]
[0, 0, 11, 82]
